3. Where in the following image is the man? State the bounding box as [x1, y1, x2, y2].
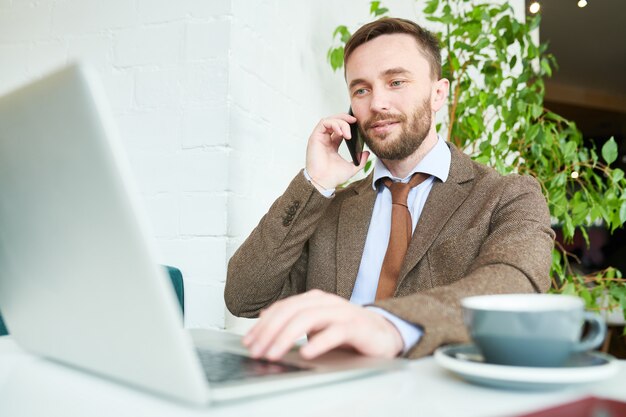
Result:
[224, 18, 554, 360]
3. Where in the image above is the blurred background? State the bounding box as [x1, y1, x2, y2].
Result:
[537, 0, 626, 278]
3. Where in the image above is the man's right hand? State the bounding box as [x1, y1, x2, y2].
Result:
[305, 113, 370, 191]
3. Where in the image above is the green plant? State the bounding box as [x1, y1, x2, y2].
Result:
[328, 0, 626, 324]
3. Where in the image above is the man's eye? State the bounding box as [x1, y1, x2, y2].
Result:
[354, 88, 368, 96]
[390, 80, 405, 87]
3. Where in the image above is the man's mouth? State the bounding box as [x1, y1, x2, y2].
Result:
[368, 119, 400, 135]
[370, 120, 399, 128]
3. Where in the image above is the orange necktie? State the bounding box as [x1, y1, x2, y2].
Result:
[375, 173, 428, 300]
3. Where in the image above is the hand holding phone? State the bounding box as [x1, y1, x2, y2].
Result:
[344, 107, 364, 166]
[305, 110, 368, 192]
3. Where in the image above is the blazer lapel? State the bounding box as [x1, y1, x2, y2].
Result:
[396, 145, 475, 288]
[336, 175, 377, 299]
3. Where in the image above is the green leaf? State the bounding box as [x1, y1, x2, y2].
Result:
[531, 104, 543, 119]
[370, 1, 389, 17]
[540, 58, 552, 77]
[579, 285, 593, 307]
[620, 200, 626, 224]
[467, 115, 480, 133]
[611, 211, 623, 233]
[454, 41, 472, 51]
[328, 46, 344, 72]
[475, 38, 489, 50]
[423, 0, 439, 14]
[580, 226, 590, 247]
[463, 21, 482, 42]
[530, 14, 541, 31]
[374, 7, 389, 16]
[612, 168, 624, 183]
[602, 137, 618, 165]
[332, 25, 351, 44]
[493, 119, 502, 132]
[552, 247, 562, 264]
[563, 141, 577, 161]
[483, 62, 498, 75]
[554, 172, 566, 187]
[560, 280, 577, 296]
[563, 215, 575, 240]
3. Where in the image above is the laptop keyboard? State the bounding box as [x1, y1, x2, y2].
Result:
[196, 349, 310, 384]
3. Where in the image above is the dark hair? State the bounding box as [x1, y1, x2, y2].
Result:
[344, 17, 442, 80]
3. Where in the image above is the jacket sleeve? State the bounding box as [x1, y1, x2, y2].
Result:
[224, 170, 333, 318]
[374, 174, 555, 359]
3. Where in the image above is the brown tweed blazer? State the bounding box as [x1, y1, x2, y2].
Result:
[225, 143, 555, 359]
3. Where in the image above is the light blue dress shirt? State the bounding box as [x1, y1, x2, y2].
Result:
[304, 136, 451, 353]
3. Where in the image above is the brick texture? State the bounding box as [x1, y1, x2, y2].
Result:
[0, 0, 233, 330]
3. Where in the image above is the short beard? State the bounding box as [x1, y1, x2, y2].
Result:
[360, 98, 432, 161]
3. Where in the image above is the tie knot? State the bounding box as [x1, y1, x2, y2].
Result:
[382, 173, 428, 205]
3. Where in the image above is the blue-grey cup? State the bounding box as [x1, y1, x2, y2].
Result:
[461, 294, 606, 367]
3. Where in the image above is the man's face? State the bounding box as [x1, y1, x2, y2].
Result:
[345, 33, 437, 160]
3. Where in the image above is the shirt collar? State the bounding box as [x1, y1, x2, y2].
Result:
[371, 135, 451, 190]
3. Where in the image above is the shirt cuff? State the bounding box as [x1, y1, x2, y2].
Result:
[303, 169, 335, 198]
[366, 306, 423, 355]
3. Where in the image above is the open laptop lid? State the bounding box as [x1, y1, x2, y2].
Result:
[0, 64, 209, 404]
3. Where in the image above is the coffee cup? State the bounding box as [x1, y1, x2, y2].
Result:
[461, 294, 607, 367]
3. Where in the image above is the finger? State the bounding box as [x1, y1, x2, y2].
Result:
[330, 132, 346, 151]
[356, 151, 370, 171]
[244, 305, 286, 353]
[329, 131, 345, 149]
[242, 314, 264, 346]
[243, 305, 279, 346]
[329, 131, 341, 142]
[321, 119, 350, 140]
[328, 112, 357, 123]
[300, 324, 349, 359]
[339, 121, 352, 140]
[243, 301, 293, 348]
[314, 119, 335, 137]
[247, 291, 339, 357]
[332, 121, 347, 139]
[249, 292, 335, 357]
[335, 120, 355, 140]
[263, 307, 340, 361]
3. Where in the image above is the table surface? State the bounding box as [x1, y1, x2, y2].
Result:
[0, 336, 624, 417]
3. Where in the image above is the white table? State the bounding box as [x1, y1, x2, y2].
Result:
[0, 336, 624, 417]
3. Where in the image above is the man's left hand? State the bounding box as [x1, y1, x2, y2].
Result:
[242, 289, 404, 361]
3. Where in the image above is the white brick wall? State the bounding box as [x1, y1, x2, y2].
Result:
[0, 0, 232, 329]
[0, 0, 522, 332]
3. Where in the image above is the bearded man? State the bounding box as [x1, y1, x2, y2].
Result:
[224, 17, 554, 360]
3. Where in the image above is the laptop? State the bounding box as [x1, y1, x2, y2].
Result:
[0, 64, 401, 405]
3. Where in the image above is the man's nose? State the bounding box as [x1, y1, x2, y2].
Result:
[369, 89, 391, 113]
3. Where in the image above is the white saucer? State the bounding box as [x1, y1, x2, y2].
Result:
[434, 344, 620, 390]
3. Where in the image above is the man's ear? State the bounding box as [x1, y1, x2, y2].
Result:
[431, 78, 450, 112]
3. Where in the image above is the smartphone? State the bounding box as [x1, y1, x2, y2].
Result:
[344, 107, 364, 166]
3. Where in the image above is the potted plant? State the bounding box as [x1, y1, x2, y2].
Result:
[327, 0, 626, 331]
